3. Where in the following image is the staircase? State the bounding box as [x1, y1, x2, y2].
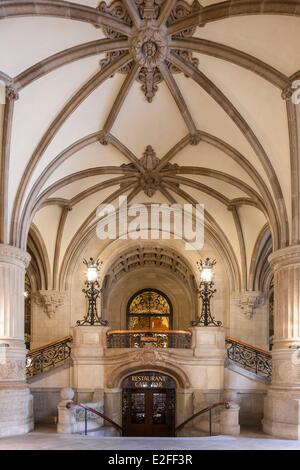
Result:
[26, 336, 72, 378]
[25, 334, 272, 381]
[225, 337, 272, 381]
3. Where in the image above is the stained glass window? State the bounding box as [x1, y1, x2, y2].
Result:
[127, 290, 172, 331]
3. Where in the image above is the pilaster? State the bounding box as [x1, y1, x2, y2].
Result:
[0, 244, 33, 436]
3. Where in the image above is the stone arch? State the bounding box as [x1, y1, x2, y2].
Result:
[107, 361, 190, 390]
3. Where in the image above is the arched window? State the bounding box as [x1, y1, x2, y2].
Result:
[127, 289, 172, 331]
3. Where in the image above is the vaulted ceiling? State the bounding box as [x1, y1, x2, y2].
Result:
[1, 0, 299, 292]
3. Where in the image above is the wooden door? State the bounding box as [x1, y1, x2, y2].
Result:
[123, 388, 175, 437]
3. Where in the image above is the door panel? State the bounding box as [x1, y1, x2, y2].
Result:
[123, 389, 175, 437]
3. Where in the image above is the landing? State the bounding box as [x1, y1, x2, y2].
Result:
[0, 426, 300, 450]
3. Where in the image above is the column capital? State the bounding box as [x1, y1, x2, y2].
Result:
[268, 245, 300, 272]
[0, 244, 30, 268]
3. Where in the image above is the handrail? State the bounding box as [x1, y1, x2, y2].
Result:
[226, 336, 271, 356]
[226, 336, 272, 378]
[107, 329, 192, 336]
[67, 402, 123, 435]
[28, 336, 73, 354]
[26, 336, 72, 378]
[175, 401, 230, 435]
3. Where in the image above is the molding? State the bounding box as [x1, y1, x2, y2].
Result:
[0, 243, 30, 267]
[268, 245, 300, 272]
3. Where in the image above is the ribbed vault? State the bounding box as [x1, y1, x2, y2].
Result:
[1, 0, 300, 297]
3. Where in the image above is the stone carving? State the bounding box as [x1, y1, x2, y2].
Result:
[132, 348, 163, 364]
[137, 66, 162, 102]
[167, 0, 202, 38]
[122, 145, 178, 197]
[167, 50, 199, 74]
[99, 50, 134, 74]
[135, 0, 164, 20]
[33, 290, 66, 319]
[97, 1, 132, 37]
[132, 29, 168, 69]
[0, 360, 24, 380]
[0, 243, 30, 267]
[281, 85, 294, 101]
[5, 85, 19, 101]
[97, 0, 200, 101]
[239, 291, 262, 319]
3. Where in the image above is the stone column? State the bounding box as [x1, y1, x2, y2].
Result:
[263, 246, 300, 439]
[0, 244, 33, 437]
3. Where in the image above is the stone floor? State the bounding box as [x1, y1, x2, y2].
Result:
[1, 426, 300, 450]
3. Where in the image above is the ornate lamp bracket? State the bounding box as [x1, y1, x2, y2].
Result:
[76, 258, 108, 327]
[191, 258, 222, 327]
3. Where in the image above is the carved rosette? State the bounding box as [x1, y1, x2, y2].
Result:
[96, 0, 200, 102]
[33, 290, 66, 319]
[132, 29, 168, 69]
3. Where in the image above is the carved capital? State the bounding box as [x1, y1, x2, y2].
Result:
[239, 291, 263, 319]
[33, 290, 66, 319]
[0, 244, 31, 268]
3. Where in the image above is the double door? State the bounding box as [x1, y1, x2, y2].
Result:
[123, 388, 175, 437]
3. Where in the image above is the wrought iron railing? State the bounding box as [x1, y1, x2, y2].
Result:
[175, 402, 230, 436]
[106, 330, 192, 349]
[226, 336, 272, 379]
[26, 336, 72, 378]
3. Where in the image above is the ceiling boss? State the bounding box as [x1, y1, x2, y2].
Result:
[98, 0, 200, 102]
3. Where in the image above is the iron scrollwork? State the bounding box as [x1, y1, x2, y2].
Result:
[226, 337, 272, 379]
[26, 337, 72, 378]
[107, 330, 191, 349]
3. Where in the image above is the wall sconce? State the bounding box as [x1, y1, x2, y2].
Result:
[192, 258, 222, 327]
[76, 258, 108, 326]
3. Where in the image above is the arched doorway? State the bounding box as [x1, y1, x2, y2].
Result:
[127, 289, 173, 330]
[122, 371, 176, 437]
